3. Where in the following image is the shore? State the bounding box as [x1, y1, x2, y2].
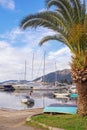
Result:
[0, 108, 43, 130]
[0, 108, 65, 130]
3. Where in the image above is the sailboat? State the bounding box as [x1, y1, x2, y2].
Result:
[13, 60, 31, 90]
[52, 62, 69, 98]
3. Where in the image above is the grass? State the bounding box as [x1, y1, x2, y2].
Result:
[26, 119, 49, 130]
[26, 114, 87, 130]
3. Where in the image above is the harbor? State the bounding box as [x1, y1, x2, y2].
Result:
[0, 83, 77, 110]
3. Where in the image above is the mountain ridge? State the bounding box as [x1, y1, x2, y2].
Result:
[34, 69, 72, 83]
[0, 69, 72, 84]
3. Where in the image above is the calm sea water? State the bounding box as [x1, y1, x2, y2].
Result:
[0, 90, 64, 110]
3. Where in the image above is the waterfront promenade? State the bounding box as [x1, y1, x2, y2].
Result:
[0, 108, 64, 130]
[0, 108, 42, 130]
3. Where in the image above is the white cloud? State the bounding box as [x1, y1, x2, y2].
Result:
[0, 27, 55, 48]
[0, 0, 15, 10]
[0, 27, 71, 82]
[47, 47, 71, 71]
[48, 47, 71, 60]
[0, 41, 33, 81]
[39, 8, 47, 13]
[0, 40, 46, 81]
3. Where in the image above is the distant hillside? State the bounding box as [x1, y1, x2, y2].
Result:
[0, 69, 72, 84]
[0, 80, 30, 85]
[34, 69, 72, 83]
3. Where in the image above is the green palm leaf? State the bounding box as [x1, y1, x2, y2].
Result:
[20, 0, 87, 72]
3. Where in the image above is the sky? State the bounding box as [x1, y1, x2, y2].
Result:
[0, 0, 71, 82]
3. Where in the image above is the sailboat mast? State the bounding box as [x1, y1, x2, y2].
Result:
[24, 60, 26, 82]
[32, 53, 34, 81]
[43, 51, 46, 84]
[55, 62, 57, 86]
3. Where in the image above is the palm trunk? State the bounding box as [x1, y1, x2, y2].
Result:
[76, 82, 87, 116]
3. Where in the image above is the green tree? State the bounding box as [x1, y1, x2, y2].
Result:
[20, 0, 87, 116]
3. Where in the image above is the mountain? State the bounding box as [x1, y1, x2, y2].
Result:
[34, 69, 72, 84]
[0, 80, 30, 85]
[0, 69, 72, 85]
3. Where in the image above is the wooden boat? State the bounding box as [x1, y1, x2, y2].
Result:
[43, 103, 77, 114]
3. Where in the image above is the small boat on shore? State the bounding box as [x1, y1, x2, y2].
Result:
[43, 103, 77, 114]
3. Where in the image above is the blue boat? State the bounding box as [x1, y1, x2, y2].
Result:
[70, 93, 78, 98]
[43, 103, 77, 114]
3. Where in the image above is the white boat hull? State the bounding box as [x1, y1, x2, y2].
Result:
[21, 99, 29, 103]
[21, 97, 34, 104]
[54, 93, 69, 98]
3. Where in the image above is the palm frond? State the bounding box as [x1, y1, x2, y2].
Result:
[70, 0, 81, 22]
[20, 0, 87, 70]
[45, 0, 74, 24]
[20, 11, 69, 37]
[20, 12, 58, 32]
[80, 0, 86, 22]
[39, 34, 68, 46]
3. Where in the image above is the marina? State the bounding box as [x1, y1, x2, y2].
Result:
[0, 0, 86, 130]
[0, 87, 77, 110]
[0, 90, 57, 110]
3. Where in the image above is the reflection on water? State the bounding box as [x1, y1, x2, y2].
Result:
[0, 90, 76, 110]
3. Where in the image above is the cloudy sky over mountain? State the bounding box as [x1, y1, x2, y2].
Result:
[0, 0, 71, 82]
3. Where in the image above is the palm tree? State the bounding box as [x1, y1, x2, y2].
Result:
[20, 0, 87, 116]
